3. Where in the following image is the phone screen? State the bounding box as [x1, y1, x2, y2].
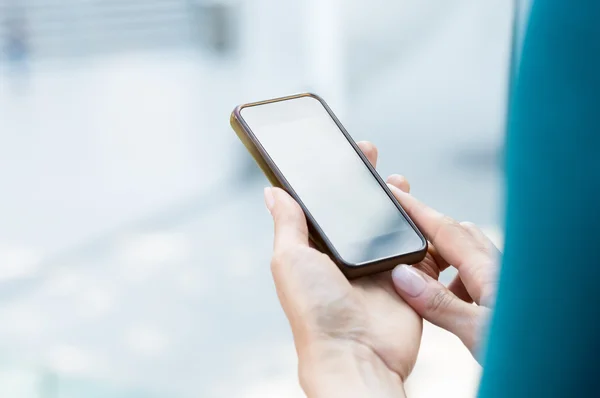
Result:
[240, 96, 425, 265]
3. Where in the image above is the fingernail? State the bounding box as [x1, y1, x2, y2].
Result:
[392, 265, 427, 297]
[264, 187, 275, 213]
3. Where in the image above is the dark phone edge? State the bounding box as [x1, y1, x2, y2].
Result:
[230, 93, 427, 279]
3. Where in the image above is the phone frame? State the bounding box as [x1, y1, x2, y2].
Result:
[231, 93, 427, 278]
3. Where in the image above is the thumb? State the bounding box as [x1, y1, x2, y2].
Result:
[391, 265, 483, 353]
[264, 187, 310, 253]
[265, 187, 349, 322]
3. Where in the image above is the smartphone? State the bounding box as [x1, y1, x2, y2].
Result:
[231, 93, 427, 278]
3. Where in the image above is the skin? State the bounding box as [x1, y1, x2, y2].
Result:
[264, 142, 498, 397]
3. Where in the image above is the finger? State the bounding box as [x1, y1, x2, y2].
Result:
[413, 244, 451, 279]
[265, 187, 309, 253]
[460, 221, 487, 241]
[412, 253, 442, 279]
[387, 184, 490, 303]
[460, 222, 497, 254]
[392, 265, 484, 354]
[460, 221, 493, 250]
[357, 141, 378, 168]
[427, 244, 450, 273]
[386, 174, 411, 194]
[448, 274, 473, 303]
[461, 222, 500, 307]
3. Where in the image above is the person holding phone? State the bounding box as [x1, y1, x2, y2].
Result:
[258, 0, 600, 397]
[264, 155, 495, 397]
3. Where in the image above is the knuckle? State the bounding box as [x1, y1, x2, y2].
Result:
[474, 241, 491, 255]
[427, 289, 455, 314]
[441, 215, 460, 228]
[479, 256, 497, 271]
[432, 215, 461, 241]
[460, 221, 477, 230]
[469, 254, 497, 280]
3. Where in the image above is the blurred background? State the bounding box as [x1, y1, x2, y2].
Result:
[0, 0, 514, 396]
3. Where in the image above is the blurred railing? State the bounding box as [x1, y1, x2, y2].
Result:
[0, 0, 241, 59]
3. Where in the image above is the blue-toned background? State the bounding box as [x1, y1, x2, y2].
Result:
[1, 1, 512, 396]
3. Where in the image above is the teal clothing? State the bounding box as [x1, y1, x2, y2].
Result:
[479, 0, 600, 396]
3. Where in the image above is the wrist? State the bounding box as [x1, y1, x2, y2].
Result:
[298, 339, 406, 398]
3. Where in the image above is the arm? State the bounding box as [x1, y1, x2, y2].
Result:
[479, 0, 600, 396]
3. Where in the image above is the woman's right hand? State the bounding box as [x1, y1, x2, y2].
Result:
[386, 175, 500, 361]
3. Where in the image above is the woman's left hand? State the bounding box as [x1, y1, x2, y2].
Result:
[264, 142, 421, 398]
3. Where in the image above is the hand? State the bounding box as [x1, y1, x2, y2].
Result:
[386, 177, 499, 361]
[264, 142, 420, 398]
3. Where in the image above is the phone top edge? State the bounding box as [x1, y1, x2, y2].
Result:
[233, 93, 323, 114]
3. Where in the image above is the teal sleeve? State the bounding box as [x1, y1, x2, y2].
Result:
[478, 1, 600, 397]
